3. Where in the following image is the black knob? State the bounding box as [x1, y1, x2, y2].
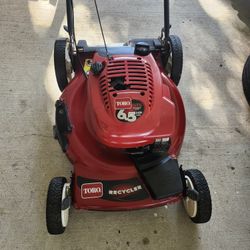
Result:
[91, 62, 104, 75]
[134, 42, 150, 56]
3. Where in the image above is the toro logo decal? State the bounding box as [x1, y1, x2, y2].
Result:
[116, 99, 144, 123]
[115, 98, 132, 110]
[108, 184, 142, 198]
[81, 182, 103, 199]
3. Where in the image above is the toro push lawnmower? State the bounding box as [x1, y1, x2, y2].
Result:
[46, 0, 212, 235]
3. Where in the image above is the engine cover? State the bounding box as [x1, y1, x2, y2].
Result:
[86, 53, 180, 149]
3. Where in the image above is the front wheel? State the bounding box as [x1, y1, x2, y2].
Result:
[183, 169, 212, 223]
[46, 177, 71, 234]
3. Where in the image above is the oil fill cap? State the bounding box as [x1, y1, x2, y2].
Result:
[91, 62, 104, 75]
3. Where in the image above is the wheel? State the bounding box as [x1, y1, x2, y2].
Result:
[46, 177, 70, 235]
[242, 56, 250, 105]
[164, 35, 183, 86]
[183, 169, 212, 223]
[54, 38, 74, 92]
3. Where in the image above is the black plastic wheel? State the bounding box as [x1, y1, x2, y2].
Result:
[46, 177, 67, 235]
[242, 56, 250, 105]
[54, 38, 71, 92]
[165, 35, 183, 86]
[184, 169, 212, 223]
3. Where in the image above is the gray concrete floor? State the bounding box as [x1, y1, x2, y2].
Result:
[0, 0, 250, 249]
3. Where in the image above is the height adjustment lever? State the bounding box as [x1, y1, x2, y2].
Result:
[63, 25, 69, 33]
[186, 188, 199, 201]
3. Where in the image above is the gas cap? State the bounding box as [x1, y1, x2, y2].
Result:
[134, 42, 150, 56]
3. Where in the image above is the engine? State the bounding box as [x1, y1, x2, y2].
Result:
[85, 52, 177, 153]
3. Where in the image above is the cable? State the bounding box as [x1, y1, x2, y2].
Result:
[93, 0, 111, 60]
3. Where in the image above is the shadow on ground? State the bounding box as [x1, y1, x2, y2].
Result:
[229, 0, 250, 28]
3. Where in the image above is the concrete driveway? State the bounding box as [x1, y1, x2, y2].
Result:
[0, 0, 249, 249]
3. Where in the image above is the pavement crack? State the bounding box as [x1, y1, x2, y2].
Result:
[0, 133, 51, 140]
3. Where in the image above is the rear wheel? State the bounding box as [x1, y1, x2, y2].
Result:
[242, 56, 250, 105]
[183, 169, 212, 223]
[46, 177, 70, 235]
[164, 35, 183, 86]
[54, 38, 74, 92]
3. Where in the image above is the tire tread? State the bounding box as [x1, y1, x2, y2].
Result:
[46, 177, 67, 234]
[54, 39, 68, 92]
[168, 35, 183, 85]
[242, 56, 250, 105]
[185, 169, 212, 223]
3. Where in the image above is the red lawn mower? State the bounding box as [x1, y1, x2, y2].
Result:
[46, 0, 212, 235]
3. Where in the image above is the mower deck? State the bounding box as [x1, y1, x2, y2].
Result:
[56, 69, 185, 210]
